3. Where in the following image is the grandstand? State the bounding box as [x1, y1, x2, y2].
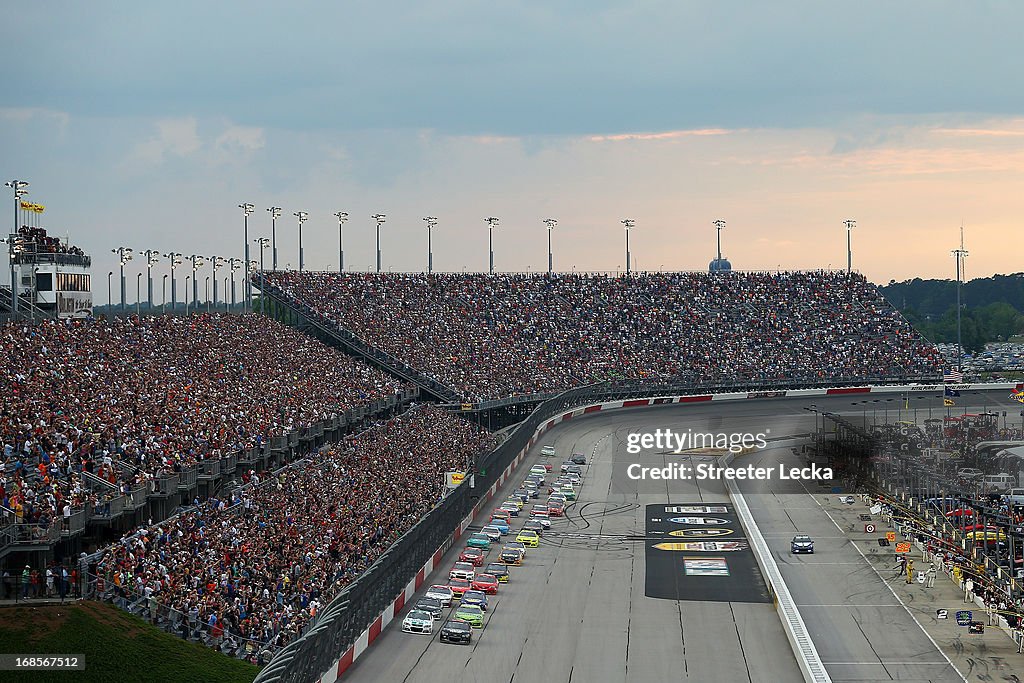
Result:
[258, 270, 943, 402]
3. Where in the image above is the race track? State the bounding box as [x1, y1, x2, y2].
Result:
[342, 391, 1017, 683]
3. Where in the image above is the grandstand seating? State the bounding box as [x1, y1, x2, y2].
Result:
[0, 313, 407, 538]
[259, 270, 943, 401]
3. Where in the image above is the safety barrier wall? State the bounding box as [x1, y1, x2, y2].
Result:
[259, 379, 1024, 683]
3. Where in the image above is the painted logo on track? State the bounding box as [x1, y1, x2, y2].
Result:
[668, 516, 728, 525]
[653, 541, 750, 552]
[664, 505, 729, 514]
[683, 557, 730, 576]
[669, 528, 734, 538]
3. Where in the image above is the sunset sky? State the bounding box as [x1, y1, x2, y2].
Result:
[3, 2, 1023, 292]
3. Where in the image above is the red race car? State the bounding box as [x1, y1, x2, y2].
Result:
[471, 573, 499, 595]
[459, 547, 486, 566]
[448, 578, 471, 598]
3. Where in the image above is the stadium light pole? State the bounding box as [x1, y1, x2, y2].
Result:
[253, 237, 269, 277]
[843, 219, 856, 273]
[485, 217, 499, 273]
[267, 206, 282, 272]
[712, 219, 726, 264]
[5, 180, 28, 314]
[543, 218, 557, 275]
[423, 216, 437, 273]
[209, 255, 225, 307]
[205, 276, 211, 312]
[188, 254, 204, 311]
[228, 257, 243, 308]
[185, 276, 191, 315]
[334, 212, 348, 273]
[162, 274, 168, 314]
[112, 247, 133, 313]
[371, 214, 386, 273]
[107, 271, 112, 309]
[164, 252, 182, 312]
[238, 203, 254, 310]
[952, 229, 969, 374]
[294, 211, 308, 271]
[136, 272, 142, 317]
[142, 249, 160, 310]
[621, 219, 635, 274]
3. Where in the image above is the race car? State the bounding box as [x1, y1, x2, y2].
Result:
[426, 584, 454, 607]
[439, 618, 473, 645]
[402, 609, 434, 635]
[523, 520, 545, 535]
[472, 573, 499, 595]
[488, 517, 511, 534]
[541, 444, 557, 457]
[531, 504, 550, 517]
[460, 547, 486, 566]
[448, 578, 472, 598]
[516, 529, 540, 548]
[450, 562, 475, 581]
[499, 503, 521, 517]
[492, 509, 512, 523]
[414, 596, 444, 620]
[570, 452, 587, 465]
[466, 533, 492, 550]
[454, 603, 485, 628]
[485, 563, 510, 582]
[505, 541, 528, 558]
[461, 589, 489, 611]
[499, 547, 523, 565]
[547, 501, 565, 516]
[481, 525, 504, 542]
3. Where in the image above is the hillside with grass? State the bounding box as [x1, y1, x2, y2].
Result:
[0, 601, 258, 683]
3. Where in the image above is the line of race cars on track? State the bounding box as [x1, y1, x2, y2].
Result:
[401, 446, 588, 644]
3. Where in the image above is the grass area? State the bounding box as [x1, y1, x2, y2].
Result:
[0, 601, 258, 683]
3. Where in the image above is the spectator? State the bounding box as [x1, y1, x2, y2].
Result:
[260, 270, 942, 401]
[96, 405, 493, 655]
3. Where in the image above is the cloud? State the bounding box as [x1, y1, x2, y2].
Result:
[130, 117, 201, 165]
[0, 107, 70, 136]
[214, 124, 265, 153]
[587, 129, 734, 142]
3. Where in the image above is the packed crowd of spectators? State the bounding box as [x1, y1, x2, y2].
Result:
[12, 225, 86, 256]
[261, 270, 943, 401]
[1, 313, 406, 530]
[94, 405, 494, 656]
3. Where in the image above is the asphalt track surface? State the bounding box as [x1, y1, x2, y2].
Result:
[343, 391, 1019, 683]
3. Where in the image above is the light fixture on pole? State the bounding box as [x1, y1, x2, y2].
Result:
[238, 203, 255, 311]
[293, 211, 309, 271]
[163, 252, 183, 312]
[621, 219, 635, 274]
[188, 254, 205, 311]
[484, 217, 499, 274]
[112, 247, 133, 312]
[142, 249, 160, 310]
[5, 179, 28, 314]
[247, 260, 259, 309]
[228, 257, 243, 308]
[334, 212, 348, 273]
[843, 219, 856, 273]
[951, 227, 969, 374]
[209, 255, 226, 307]
[543, 218, 557, 275]
[267, 206, 282, 272]
[371, 214, 386, 273]
[423, 216, 437, 273]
